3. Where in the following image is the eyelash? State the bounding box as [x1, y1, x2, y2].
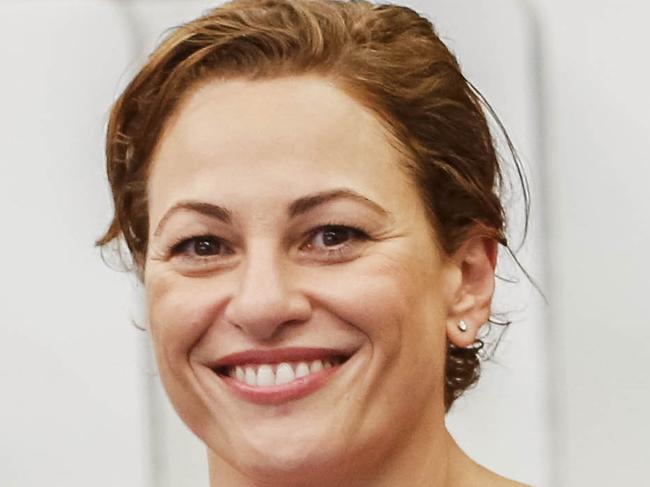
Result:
[166, 223, 371, 264]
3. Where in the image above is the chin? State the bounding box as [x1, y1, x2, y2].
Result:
[220, 426, 347, 481]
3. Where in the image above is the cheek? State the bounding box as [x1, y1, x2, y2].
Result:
[313, 251, 446, 360]
[146, 272, 226, 367]
[312, 253, 449, 433]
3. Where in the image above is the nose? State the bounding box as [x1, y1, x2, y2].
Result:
[223, 241, 312, 341]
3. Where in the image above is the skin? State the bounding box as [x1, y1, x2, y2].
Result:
[143, 75, 528, 487]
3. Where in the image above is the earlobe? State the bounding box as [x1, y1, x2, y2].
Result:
[446, 318, 479, 348]
[445, 237, 497, 347]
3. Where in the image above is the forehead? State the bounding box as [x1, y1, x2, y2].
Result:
[147, 75, 416, 220]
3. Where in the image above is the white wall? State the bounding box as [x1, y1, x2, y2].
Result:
[527, 1, 650, 485]
[0, 2, 149, 486]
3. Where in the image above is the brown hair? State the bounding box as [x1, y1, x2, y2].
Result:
[97, 0, 526, 411]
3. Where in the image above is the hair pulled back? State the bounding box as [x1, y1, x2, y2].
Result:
[97, 0, 522, 411]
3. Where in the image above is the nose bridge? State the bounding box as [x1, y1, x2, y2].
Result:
[224, 238, 310, 340]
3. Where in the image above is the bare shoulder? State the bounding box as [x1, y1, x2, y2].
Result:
[474, 465, 532, 487]
[446, 435, 533, 487]
[455, 460, 534, 487]
[488, 476, 532, 487]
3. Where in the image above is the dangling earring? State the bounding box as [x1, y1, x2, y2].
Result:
[457, 319, 468, 332]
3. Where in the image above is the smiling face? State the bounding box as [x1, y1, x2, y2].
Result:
[144, 75, 465, 483]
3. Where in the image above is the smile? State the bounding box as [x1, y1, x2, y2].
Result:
[212, 347, 355, 405]
[219, 357, 343, 386]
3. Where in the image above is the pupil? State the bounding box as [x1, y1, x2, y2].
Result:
[323, 227, 348, 246]
[195, 238, 218, 256]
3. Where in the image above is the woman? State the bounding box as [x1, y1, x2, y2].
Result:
[97, 0, 531, 485]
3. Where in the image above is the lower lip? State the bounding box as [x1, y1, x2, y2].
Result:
[217, 365, 342, 405]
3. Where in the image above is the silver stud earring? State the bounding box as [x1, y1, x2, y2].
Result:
[457, 320, 468, 332]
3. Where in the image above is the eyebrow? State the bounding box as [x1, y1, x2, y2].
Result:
[153, 188, 391, 237]
[153, 201, 232, 237]
[288, 188, 390, 219]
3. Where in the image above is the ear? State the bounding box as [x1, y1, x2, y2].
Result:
[445, 237, 498, 348]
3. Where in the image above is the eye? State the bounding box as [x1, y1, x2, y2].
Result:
[302, 224, 370, 257]
[311, 225, 358, 247]
[170, 235, 229, 258]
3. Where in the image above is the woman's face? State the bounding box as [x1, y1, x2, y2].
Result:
[144, 75, 463, 480]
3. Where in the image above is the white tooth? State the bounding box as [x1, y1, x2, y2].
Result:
[256, 364, 275, 387]
[244, 367, 257, 386]
[229, 367, 237, 378]
[323, 359, 332, 369]
[310, 360, 323, 373]
[275, 363, 295, 385]
[295, 362, 310, 378]
[235, 366, 245, 381]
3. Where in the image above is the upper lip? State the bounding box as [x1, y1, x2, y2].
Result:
[212, 347, 356, 368]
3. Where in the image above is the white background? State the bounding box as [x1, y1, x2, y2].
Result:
[0, 1, 648, 486]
